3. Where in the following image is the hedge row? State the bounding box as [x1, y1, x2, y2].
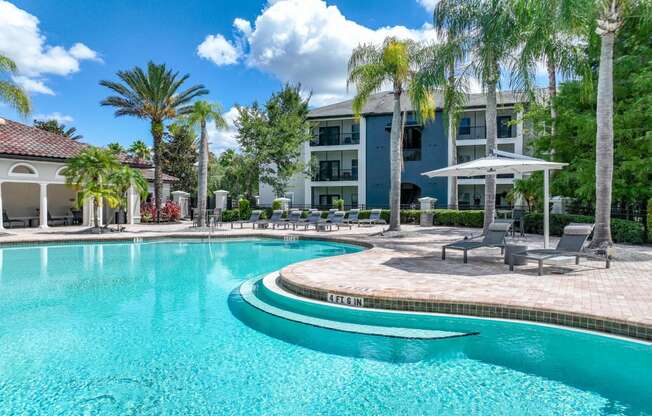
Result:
[523, 213, 646, 244]
[648, 199, 652, 242]
[217, 208, 646, 244]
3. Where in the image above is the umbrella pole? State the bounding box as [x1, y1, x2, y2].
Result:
[544, 168, 550, 248]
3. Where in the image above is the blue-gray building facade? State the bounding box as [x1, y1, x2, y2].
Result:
[364, 111, 449, 208]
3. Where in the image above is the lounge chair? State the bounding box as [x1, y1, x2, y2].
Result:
[47, 212, 68, 226]
[323, 211, 351, 231]
[230, 210, 262, 229]
[257, 210, 289, 229]
[3, 210, 26, 228]
[300, 211, 324, 230]
[358, 209, 386, 226]
[510, 223, 609, 275]
[442, 222, 512, 263]
[343, 209, 360, 225]
[285, 210, 303, 230]
[325, 209, 338, 222]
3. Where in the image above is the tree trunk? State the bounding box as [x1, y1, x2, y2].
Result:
[547, 60, 557, 138]
[197, 118, 208, 227]
[448, 113, 458, 209]
[93, 198, 99, 229]
[388, 86, 402, 231]
[591, 30, 615, 248]
[151, 120, 164, 222]
[483, 80, 498, 232]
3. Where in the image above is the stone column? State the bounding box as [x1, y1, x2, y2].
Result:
[127, 186, 141, 224]
[39, 183, 48, 229]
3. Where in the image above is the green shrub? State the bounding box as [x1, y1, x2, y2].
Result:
[433, 209, 484, 227]
[237, 198, 251, 220]
[271, 199, 282, 210]
[333, 199, 345, 211]
[524, 213, 645, 244]
[221, 209, 240, 222]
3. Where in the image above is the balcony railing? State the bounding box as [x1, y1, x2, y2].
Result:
[312, 169, 358, 182]
[311, 133, 360, 146]
[457, 126, 515, 140]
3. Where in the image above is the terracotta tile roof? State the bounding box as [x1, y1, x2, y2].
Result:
[139, 168, 178, 182]
[0, 118, 88, 160]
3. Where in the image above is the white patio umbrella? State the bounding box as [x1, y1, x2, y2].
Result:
[422, 150, 567, 248]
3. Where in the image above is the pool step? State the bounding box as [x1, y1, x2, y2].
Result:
[239, 278, 473, 340]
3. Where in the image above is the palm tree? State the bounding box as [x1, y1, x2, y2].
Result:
[100, 62, 208, 220]
[412, 37, 469, 209]
[110, 165, 149, 225]
[347, 37, 436, 231]
[129, 139, 152, 162]
[61, 147, 122, 229]
[33, 119, 83, 140]
[180, 101, 227, 227]
[434, 0, 519, 231]
[107, 142, 125, 154]
[511, 0, 591, 136]
[0, 55, 30, 117]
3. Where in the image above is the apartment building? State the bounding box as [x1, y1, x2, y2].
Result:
[259, 90, 526, 209]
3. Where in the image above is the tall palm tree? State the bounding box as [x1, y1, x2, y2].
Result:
[0, 55, 30, 117]
[434, 0, 519, 231]
[129, 139, 152, 162]
[100, 62, 208, 220]
[110, 165, 149, 225]
[347, 37, 436, 231]
[511, 0, 591, 136]
[180, 101, 227, 227]
[34, 119, 84, 141]
[62, 147, 122, 229]
[412, 37, 469, 209]
[106, 142, 126, 154]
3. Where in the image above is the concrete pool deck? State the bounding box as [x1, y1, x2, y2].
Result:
[1, 222, 651, 341]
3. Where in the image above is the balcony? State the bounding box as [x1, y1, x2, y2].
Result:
[311, 132, 360, 146]
[457, 126, 515, 140]
[312, 169, 358, 182]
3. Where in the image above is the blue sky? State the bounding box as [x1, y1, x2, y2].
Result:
[3, 0, 558, 156]
[1, 0, 444, 152]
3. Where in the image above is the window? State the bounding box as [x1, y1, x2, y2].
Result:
[351, 159, 358, 180]
[343, 123, 360, 144]
[318, 126, 340, 146]
[402, 127, 422, 161]
[458, 117, 471, 136]
[497, 116, 513, 138]
[317, 160, 340, 181]
[8, 163, 38, 177]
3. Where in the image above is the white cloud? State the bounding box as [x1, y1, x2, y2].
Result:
[207, 106, 240, 153]
[198, 0, 438, 105]
[0, 1, 100, 94]
[34, 112, 74, 124]
[197, 34, 242, 66]
[417, 0, 439, 12]
[12, 75, 54, 95]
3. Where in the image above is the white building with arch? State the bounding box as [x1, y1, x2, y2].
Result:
[0, 118, 176, 229]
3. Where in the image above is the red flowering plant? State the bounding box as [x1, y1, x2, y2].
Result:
[161, 200, 181, 221]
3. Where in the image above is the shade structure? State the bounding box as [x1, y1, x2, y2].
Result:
[422, 151, 567, 248]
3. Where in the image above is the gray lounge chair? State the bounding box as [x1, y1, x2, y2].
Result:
[48, 212, 68, 226]
[325, 209, 338, 222]
[257, 210, 289, 229]
[510, 223, 609, 275]
[359, 209, 386, 226]
[300, 211, 324, 230]
[3, 210, 26, 228]
[230, 210, 262, 229]
[442, 222, 512, 263]
[285, 210, 303, 230]
[323, 211, 351, 231]
[343, 209, 360, 225]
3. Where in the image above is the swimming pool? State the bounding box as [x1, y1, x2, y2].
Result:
[0, 239, 649, 415]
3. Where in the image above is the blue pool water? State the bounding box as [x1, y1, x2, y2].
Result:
[0, 239, 650, 415]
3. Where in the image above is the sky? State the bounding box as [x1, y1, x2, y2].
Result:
[0, 0, 538, 154]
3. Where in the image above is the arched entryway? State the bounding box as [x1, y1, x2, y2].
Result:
[400, 183, 421, 206]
